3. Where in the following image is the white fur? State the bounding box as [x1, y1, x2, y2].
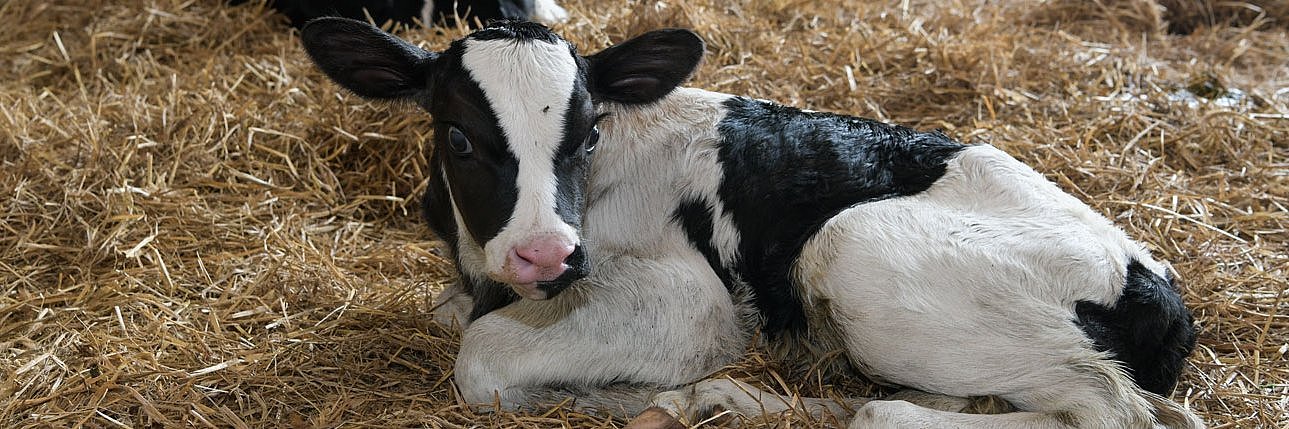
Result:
[678, 133, 743, 267]
[430, 279, 473, 329]
[586, 88, 742, 266]
[454, 242, 749, 409]
[460, 37, 581, 278]
[531, 0, 569, 24]
[780, 144, 1174, 428]
[795, 144, 1160, 316]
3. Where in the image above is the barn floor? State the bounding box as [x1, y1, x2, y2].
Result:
[2, 0, 1286, 427]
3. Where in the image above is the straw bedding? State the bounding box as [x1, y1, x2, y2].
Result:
[1, 0, 1285, 427]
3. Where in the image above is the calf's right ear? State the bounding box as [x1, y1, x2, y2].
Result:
[300, 17, 437, 100]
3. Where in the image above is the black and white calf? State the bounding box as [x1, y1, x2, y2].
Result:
[234, 0, 567, 29]
[301, 18, 1202, 429]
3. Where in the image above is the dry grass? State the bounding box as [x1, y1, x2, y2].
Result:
[2, 0, 1286, 427]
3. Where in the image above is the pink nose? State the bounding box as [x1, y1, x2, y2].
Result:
[503, 237, 575, 285]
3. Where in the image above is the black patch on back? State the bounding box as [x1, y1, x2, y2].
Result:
[702, 97, 966, 336]
[1075, 260, 1197, 395]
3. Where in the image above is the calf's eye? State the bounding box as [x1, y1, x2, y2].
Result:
[448, 126, 472, 155]
[585, 126, 600, 153]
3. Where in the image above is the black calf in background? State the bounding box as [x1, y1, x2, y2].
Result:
[229, 0, 536, 28]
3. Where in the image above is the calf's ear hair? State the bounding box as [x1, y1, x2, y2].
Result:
[300, 17, 437, 100]
[585, 29, 704, 105]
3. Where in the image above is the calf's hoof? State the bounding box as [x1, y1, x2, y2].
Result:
[624, 406, 685, 429]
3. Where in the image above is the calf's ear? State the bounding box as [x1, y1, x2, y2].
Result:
[300, 17, 437, 100]
[585, 29, 704, 104]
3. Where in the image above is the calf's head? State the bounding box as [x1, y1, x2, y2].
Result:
[301, 18, 703, 300]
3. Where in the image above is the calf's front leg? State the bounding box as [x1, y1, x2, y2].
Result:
[453, 255, 747, 416]
[430, 280, 473, 330]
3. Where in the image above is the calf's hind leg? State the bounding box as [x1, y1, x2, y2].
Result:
[850, 368, 1202, 429]
[646, 378, 863, 424]
[643, 379, 988, 426]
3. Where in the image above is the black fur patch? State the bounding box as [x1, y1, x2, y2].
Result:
[467, 276, 521, 320]
[1075, 260, 1197, 395]
[421, 153, 458, 245]
[422, 154, 520, 320]
[584, 29, 705, 105]
[239, 0, 535, 29]
[434, 0, 534, 28]
[671, 199, 738, 291]
[247, 0, 425, 28]
[703, 97, 966, 335]
[469, 18, 559, 43]
[543, 72, 597, 292]
[425, 43, 519, 245]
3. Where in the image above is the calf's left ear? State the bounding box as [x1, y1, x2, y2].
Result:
[585, 29, 704, 105]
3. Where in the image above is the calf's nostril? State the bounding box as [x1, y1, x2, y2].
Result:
[515, 240, 575, 268]
[513, 250, 536, 265]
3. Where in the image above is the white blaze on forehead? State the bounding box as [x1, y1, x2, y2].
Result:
[460, 36, 581, 275]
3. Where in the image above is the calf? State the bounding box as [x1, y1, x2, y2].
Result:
[301, 18, 1202, 429]
[234, 0, 567, 29]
